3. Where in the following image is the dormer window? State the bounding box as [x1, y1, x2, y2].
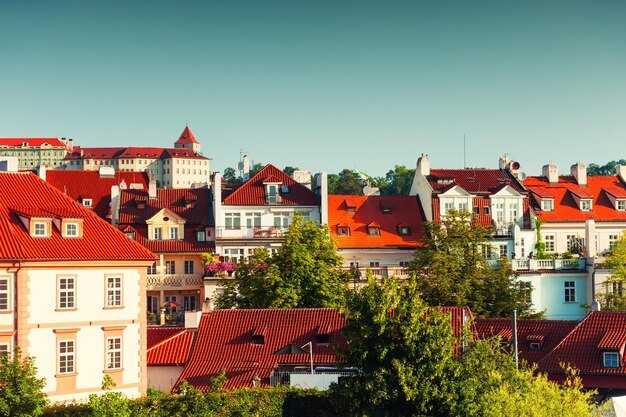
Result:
[581, 199, 592, 211]
[34, 222, 47, 237]
[316, 333, 330, 345]
[397, 225, 411, 236]
[529, 342, 542, 350]
[196, 230, 206, 242]
[281, 185, 290, 194]
[541, 200, 554, 211]
[65, 223, 78, 237]
[125, 231, 136, 240]
[367, 223, 381, 236]
[337, 224, 350, 236]
[82, 198, 92, 208]
[153, 227, 162, 240]
[618, 200, 626, 211]
[380, 202, 392, 214]
[263, 176, 283, 205]
[344, 200, 356, 214]
[252, 326, 267, 345]
[603, 352, 620, 368]
[169, 227, 179, 240]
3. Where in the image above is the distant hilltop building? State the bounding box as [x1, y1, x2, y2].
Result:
[60, 126, 210, 188]
[0, 137, 73, 169]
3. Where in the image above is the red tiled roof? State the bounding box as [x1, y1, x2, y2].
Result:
[46, 170, 149, 219]
[147, 329, 196, 366]
[118, 188, 214, 253]
[539, 311, 626, 386]
[176, 309, 345, 391]
[428, 169, 525, 195]
[0, 138, 68, 148]
[0, 172, 156, 262]
[65, 147, 208, 161]
[475, 318, 577, 366]
[524, 175, 626, 222]
[223, 164, 318, 206]
[328, 195, 425, 249]
[175, 126, 199, 145]
[148, 326, 185, 348]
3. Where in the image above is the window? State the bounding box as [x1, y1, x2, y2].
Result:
[147, 296, 159, 315]
[541, 200, 553, 211]
[164, 295, 178, 313]
[367, 226, 380, 236]
[483, 206, 491, 215]
[169, 227, 178, 240]
[473, 206, 480, 215]
[509, 203, 518, 222]
[82, 199, 92, 207]
[609, 234, 620, 249]
[443, 202, 454, 213]
[273, 213, 290, 228]
[147, 263, 157, 275]
[58, 340, 75, 374]
[618, 200, 626, 211]
[266, 184, 279, 204]
[604, 352, 620, 368]
[34, 222, 47, 237]
[106, 337, 122, 370]
[0, 343, 9, 357]
[106, 276, 122, 307]
[184, 260, 194, 275]
[225, 213, 241, 229]
[529, 342, 542, 350]
[611, 281, 623, 296]
[370, 261, 380, 267]
[566, 234, 577, 251]
[581, 199, 592, 211]
[545, 235, 555, 253]
[316, 333, 330, 344]
[165, 260, 176, 274]
[458, 202, 468, 211]
[224, 248, 244, 262]
[252, 335, 265, 345]
[183, 295, 197, 311]
[520, 281, 532, 303]
[337, 225, 350, 236]
[397, 226, 411, 236]
[153, 227, 162, 240]
[125, 231, 136, 240]
[196, 230, 206, 242]
[0, 278, 8, 311]
[499, 244, 508, 257]
[246, 212, 262, 228]
[65, 223, 78, 237]
[564, 281, 576, 303]
[58, 276, 75, 309]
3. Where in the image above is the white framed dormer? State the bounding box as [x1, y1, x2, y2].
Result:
[146, 208, 186, 241]
[61, 219, 84, 238]
[569, 190, 593, 212]
[263, 177, 283, 205]
[541, 199, 554, 211]
[490, 186, 525, 229]
[438, 186, 473, 217]
[604, 190, 626, 211]
[581, 199, 592, 211]
[80, 197, 93, 208]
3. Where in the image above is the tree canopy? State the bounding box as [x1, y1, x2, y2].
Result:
[587, 159, 626, 176]
[216, 216, 350, 309]
[596, 232, 626, 309]
[409, 209, 541, 318]
[0, 349, 47, 417]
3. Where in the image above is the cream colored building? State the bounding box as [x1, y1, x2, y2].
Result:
[0, 137, 72, 169]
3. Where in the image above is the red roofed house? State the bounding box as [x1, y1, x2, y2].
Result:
[0, 170, 156, 402]
[328, 195, 425, 282]
[0, 137, 73, 169]
[118, 184, 214, 323]
[61, 126, 210, 189]
[523, 163, 626, 318]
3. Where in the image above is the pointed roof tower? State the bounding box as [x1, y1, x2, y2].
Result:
[174, 125, 201, 153]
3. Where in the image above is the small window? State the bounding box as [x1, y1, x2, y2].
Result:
[196, 230, 206, 242]
[581, 199, 592, 211]
[337, 225, 350, 236]
[58, 340, 75, 374]
[617, 200, 626, 211]
[367, 226, 380, 236]
[252, 335, 265, 345]
[316, 334, 330, 344]
[106, 276, 123, 307]
[58, 276, 76, 309]
[529, 341, 542, 350]
[473, 206, 480, 215]
[499, 244, 508, 257]
[82, 199, 92, 207]
[34, 222, 47, 237]
[604, 351, 620, 368]
[542, 200, 553, 211]
[397, 226, 411, 236]
[483, 206, 491, 215]
[0, 343, 9, 357]
[0, 278, 9, 311]
[65, 223, 78, 237]
[370, 261, 380, 267]
[564, 281, 576, 303]
[125, 231, 136, 240]
[281, 185, 290, 194]
[106, 337, 122, 370]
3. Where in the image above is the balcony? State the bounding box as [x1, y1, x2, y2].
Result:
[341, 266, 410, 280]
[486, 258, 586, 271]
[270, 369, 357, 390]
[215, 226, 288, 240]
[146, 273, 204, 290]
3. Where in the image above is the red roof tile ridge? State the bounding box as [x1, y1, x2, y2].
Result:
[175, 126, 199, 144]
[147, 329, 190, 352]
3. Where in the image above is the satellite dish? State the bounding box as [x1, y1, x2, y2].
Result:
[511, 161, 521, 170]
[519, 172, 527, 180]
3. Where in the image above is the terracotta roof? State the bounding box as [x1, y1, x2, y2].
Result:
[0, 172, 156, 262]
[46, 170, 149, 219]
[223, 164, 318, 206]
[65, 147, 208, 161]
[524, 175, 626, 222]
[176, 306, 474, 391]
[0, 138, 68, 148]
[328, 195, 425, 249]
[147, 329, 195, 366]
[475, 318, 577, 366]
[175, 126, 199, 145]
[428, 169, 525, 195]
[118, 188, 214, 253]
[148, 326, 185, 348]
[176, 308, 345, 391]
[539, 311, 626, 388]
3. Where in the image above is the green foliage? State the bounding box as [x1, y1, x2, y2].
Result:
[0, 349, 48, 417]
[597, 232, 626, 309]
[283, 166, 299, 176]
[409, 209, 541, 318]
[200, 252, 214, 267]
[329, 169, 362, 195]
[534, 218, 551, 259]
[87, 375, 132, 417]
[587, 159, 626, 176]
[216, 216, 350, 309]
[377, 165, 415, 196]
[223, 167, 241, 183]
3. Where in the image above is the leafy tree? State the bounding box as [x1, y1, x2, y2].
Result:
[330, 169, 362, 195]
[0, 349, 47, 417]
[587, 159, 626, 176]
[283, 166, 299, 177]
[222, 167, 241, 183]
[409, 209, 541, 318]
[597, 233, 626, 309]
[378, 165, 415, 196]
[87, 375, 131, 417]
[249, 162, 264, 178]
[216, 216, 350, 309]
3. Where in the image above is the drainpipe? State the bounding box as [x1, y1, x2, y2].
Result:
[11, 261, 22, 351]
[512, 309, 519, 369]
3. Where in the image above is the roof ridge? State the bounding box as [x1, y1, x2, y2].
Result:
[147, 329, 189, 352]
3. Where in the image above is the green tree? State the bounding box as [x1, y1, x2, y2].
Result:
[222, 167, 241, 183]
[587, 159, 626, 176]
[283, 166, 299, 177]
[378, 165, 415, 196]
[330, 169, 362, 195]
[0, 349, 47, 417]
[409, 209, 541, 318]
[597, 233, 626, 309]
[216, 216, 350, 309]
[249, 162, 264, 178]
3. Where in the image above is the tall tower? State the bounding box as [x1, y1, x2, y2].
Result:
[174, 125, 201, 154]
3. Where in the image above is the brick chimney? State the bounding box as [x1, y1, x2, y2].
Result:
[542, 163, 559, 184]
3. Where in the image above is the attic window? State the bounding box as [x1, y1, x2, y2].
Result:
[136, 201, 146, 209]
[541, 200, 554, 211]
[316, 333, 330, 345]
[185, 199, 196, 209]
[65, 223, 78, 237]
[82, 199, 92, 208]
[529, 341, 542, 350]
[581, 199, 592, 211]
[196, 230, 206, 242]
[252, 335, 265, 345]
[266, 184, 282, 205]
[617, 200, 626, 211]
[397, 225, 411, 236]
[603, 352, 620, 368]
[367, 223, 381, 236]
[33, 222, 47, 237]
[380, 203, 392, 214]
[281, 186, 290, 194]
[337, 225, 350, 236]
[345, 200, 356, 214]
[125, 231, 136, 240]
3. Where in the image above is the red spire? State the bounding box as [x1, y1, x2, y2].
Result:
[175, 125, 199, 144]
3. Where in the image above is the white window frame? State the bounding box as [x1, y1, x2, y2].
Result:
[169, 227, 178, 240]
[57, 276, 76, 310]
[65, 223, 78, 237]
[564, 281, 576, 303]
[153, 227, 162, 240]
[82, 199, 92, 207]
[618, 200, 626, 211]
[609, 234, 620, 249]
[541, 200, 553, 211]
[225, 213, 241, 229]
[0, 277, 9, 311]
[106, 276, 123, 308]
[0, 343, 9, 357]
[273, 213, 290, 228]
[499, 244, 508, 257]
[34, 222, 47, 237]
[604, 351, 620, 368]
[581, 199, 592, 211]
[58, 340, 75, 374]
[106, 337, 122, 370]
[196, 230, 206, 242]
[544, 234, 555, 253]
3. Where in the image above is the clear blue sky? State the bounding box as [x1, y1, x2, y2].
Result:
[1, 1, 625, 177]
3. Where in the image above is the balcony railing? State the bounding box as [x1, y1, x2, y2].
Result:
[269, 370, 357, 388]
[486, 258, 586, 271]
[215, 226, 288, 240]
[146, 274, 204, 290]
[341, 266, 410, 280]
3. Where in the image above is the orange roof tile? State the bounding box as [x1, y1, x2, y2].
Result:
[0, 172, 156, 262]
[524, 175, 626, 222]
[147, 329, 195, 366]
[428, 169, 525, 195]
[148, 326, 185, 348]
[0, 138, 68, 148]
[328, 195, 425, 249]
[174, 126, 199, 145]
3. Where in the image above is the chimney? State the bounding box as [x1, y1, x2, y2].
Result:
[617, 165, 626, 183]
[542, 163, 559, 184]
[571, 162, 587, 186]
[499, 155, 510, 170]
[110, 185, 120, 226]
[68, 138, 74, 152]
[38, 164, 46, 181]
[148, 180, 157, 199]
[293, 170, 312, 190]
[242, 155, 250, 181]
[184, 311, 203, 329]
[0, 157, 19, 173]
[417, 154, 430, 176]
